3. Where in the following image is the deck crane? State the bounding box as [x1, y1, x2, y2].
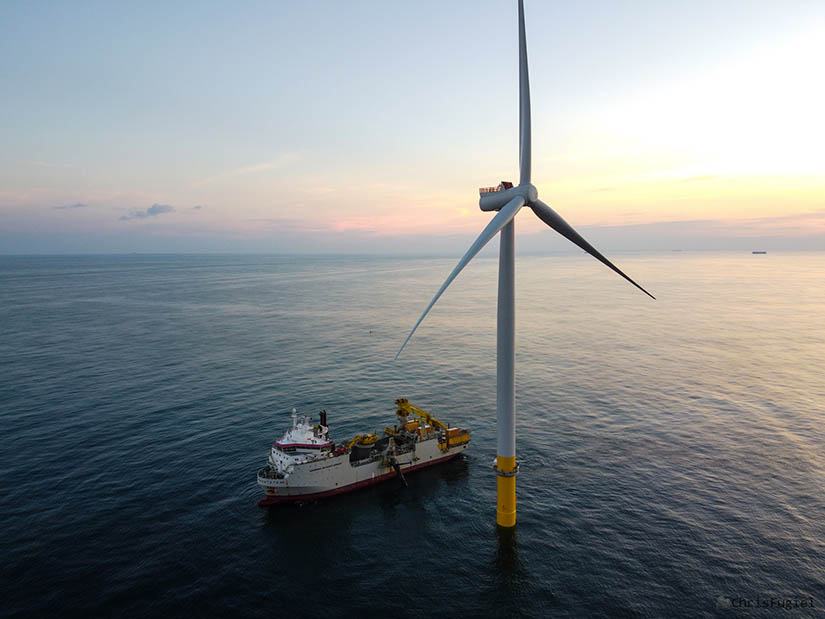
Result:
[394, 398, 448, 432]
[393, 398, 470, 450]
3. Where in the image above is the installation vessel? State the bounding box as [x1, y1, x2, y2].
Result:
[257, 399, 470, 505]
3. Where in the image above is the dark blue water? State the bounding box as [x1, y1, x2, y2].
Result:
[2, 253, 824, 618]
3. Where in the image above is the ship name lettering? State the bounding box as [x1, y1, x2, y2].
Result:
[309, 461, 343, 472]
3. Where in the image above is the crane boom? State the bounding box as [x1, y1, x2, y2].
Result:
[394, 398, 449, 432]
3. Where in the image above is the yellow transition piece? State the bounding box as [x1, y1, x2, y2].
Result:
[496, 455, 517, 527]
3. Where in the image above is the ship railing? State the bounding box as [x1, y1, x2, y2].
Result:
[257, 466, 285, 480]
[350, 452, 388, 467]
[394, 443, 415, 455]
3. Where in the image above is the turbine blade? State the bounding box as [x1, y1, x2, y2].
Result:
[530, 199, 656, 299]
[395, 196, 525, 359]
[518, 0, 531, 186]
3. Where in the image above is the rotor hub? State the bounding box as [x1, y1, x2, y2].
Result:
[520, 182, 538, 204]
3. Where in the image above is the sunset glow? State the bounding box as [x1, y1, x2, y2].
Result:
[1, 1, 823, 253]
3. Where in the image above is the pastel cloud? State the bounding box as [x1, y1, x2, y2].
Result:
[119, 204, 175, 221]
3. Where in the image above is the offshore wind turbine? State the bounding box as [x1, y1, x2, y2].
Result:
[395, 0, 655, 528]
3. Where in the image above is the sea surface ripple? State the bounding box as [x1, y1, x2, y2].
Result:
[1, 252, 824, 618]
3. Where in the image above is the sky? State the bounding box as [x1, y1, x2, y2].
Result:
[1, 0, 823, 254]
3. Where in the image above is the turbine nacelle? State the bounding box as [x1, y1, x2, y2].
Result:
[479, 182, 538, 211]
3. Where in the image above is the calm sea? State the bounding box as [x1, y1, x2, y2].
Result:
[1, 252, 823, 618]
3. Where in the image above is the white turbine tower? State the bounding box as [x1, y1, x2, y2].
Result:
[395, 0, 655, 528]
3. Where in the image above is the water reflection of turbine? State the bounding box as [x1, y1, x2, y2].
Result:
[494, 526, 520, 574]
[396, 0, 654, 527]
[493, 526, 526, 600]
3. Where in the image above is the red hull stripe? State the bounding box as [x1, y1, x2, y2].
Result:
[258, 452, 462, 506]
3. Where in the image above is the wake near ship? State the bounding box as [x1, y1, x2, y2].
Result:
[257, 399, 470, 505]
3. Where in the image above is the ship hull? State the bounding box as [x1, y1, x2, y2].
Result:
[258, 443, 466, 506]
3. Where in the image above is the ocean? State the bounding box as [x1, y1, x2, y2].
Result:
[1, 251, 823, 618]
